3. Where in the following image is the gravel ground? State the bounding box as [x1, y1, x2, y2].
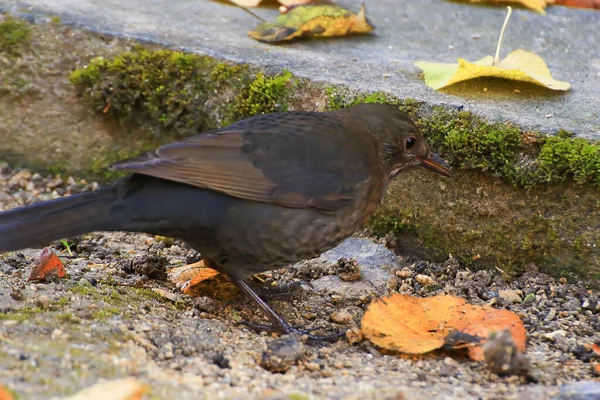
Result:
[0, 163, 599, 400]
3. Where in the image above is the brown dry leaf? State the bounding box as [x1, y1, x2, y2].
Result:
[65, 378, 149, 400]
[249, 3, 373, 43]
[591, 342, 600, 356]
[27, 247, 66, 282]
[168, 261, 220, 294]
[361, 294, 527, 361]
[0, 385, 13, 400]
[151, 288, 183, 303]
[229, 0, 313, 7]
[555, 0, 600, 8]
[453, 0, 554, 14]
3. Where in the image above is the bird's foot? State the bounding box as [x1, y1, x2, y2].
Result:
[239, 320, 345, 344]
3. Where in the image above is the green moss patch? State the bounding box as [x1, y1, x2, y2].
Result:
[0, 14, 31, 54]
[69, 47, 294, 137]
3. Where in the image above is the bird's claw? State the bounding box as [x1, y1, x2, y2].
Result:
[238, 320, 345, 344]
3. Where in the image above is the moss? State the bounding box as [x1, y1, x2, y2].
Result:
[70, 47, 293, 137]
[0, 307, 44, 322]
[227, 69, 293, 124]
[327, 90, 600, 190]
[0, 14, 31, 54]
[368, 211, 415, 237]
[56, 312, 80, 324]
[69, 48, 222, 136]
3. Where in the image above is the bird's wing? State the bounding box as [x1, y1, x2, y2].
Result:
[112, 112, 375, 211]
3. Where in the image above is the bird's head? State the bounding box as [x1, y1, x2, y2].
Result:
[341, 104, 452, 180]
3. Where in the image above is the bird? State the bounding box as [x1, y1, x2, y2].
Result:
[0, 103, 451, 339]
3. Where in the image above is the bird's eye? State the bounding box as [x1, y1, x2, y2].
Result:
[405, 136, 416, 150]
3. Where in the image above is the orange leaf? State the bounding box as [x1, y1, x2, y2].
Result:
[0, 385, 13, 400]
[168, 261, 220, 295]
[555, 0, 600, 8]
[361, 294, 526, 360]
[459, 306, 527, 360]
[27, 247, 66, 282]
[591, 342, 600, 356]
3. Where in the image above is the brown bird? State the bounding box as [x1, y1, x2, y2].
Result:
[0, 104, 451, 339]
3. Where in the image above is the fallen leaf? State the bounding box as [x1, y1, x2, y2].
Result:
[168, 261, 221, 294]
[27, 247, 66, 282]
[360, 294, 526, 361]
[65, 378, 149, 400]
[554, 0, 600, 8]
[151, 288, 183, 303]
[460, 305, 527, 360]
[416, 50, 570, 91]
[0, 385, 13, 400]
[230, 0, 313, 7]
[249, 3, 373, 43]
[415, 6, 570, 91]
[591, 342, 600, 356]
[453, 0, 554, 14]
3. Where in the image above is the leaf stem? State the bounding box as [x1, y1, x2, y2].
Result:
[494, 6, 512, 65]
[229, 1, 266, 23]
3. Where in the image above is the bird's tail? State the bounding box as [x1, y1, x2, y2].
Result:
[0, 187, 119, 252]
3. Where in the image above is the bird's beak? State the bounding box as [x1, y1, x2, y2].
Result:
[417, 152, 452, 177]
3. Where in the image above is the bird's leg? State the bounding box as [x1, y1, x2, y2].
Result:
[250, 279, 312, 300]
[231, 278, 344, 343]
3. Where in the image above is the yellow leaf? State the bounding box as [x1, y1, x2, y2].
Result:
[454, 0, 555, 14]
[249, 3, 373, 43]
[65, 378, 149, 400]
[361, 294, 527, 360]
[415, 49, 570, 91]
[229, 0, 313, 7]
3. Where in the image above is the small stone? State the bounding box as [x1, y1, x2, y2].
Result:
[10, 288, 24, 301]
[544, 308, 557, 322]
[305, 361, 320, 371]
[345, 327, 363, 344]
[415, 274, 435, 286]
[193, 297, 220, 314]
[336, 257, 361, 281]
[8, 170, 32, 187]
[498, 289, 523, 304]
[330, 309, 353, 324]
[260, 335, 305, 373]
[544, 329, 567, 342]
[396, 268, 412, 279]
[443, 357, 458, 366]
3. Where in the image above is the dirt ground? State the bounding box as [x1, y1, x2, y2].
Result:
[0, 164, 599, 400]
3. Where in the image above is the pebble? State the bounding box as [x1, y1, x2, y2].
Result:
[544, 329, 567, 342]
[396, 268, 412, 279]
[329, 309, 353, 324]
[498, 289, 523, 303]
[345, 327, 363, 344]
[415, 274, 435, 286]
